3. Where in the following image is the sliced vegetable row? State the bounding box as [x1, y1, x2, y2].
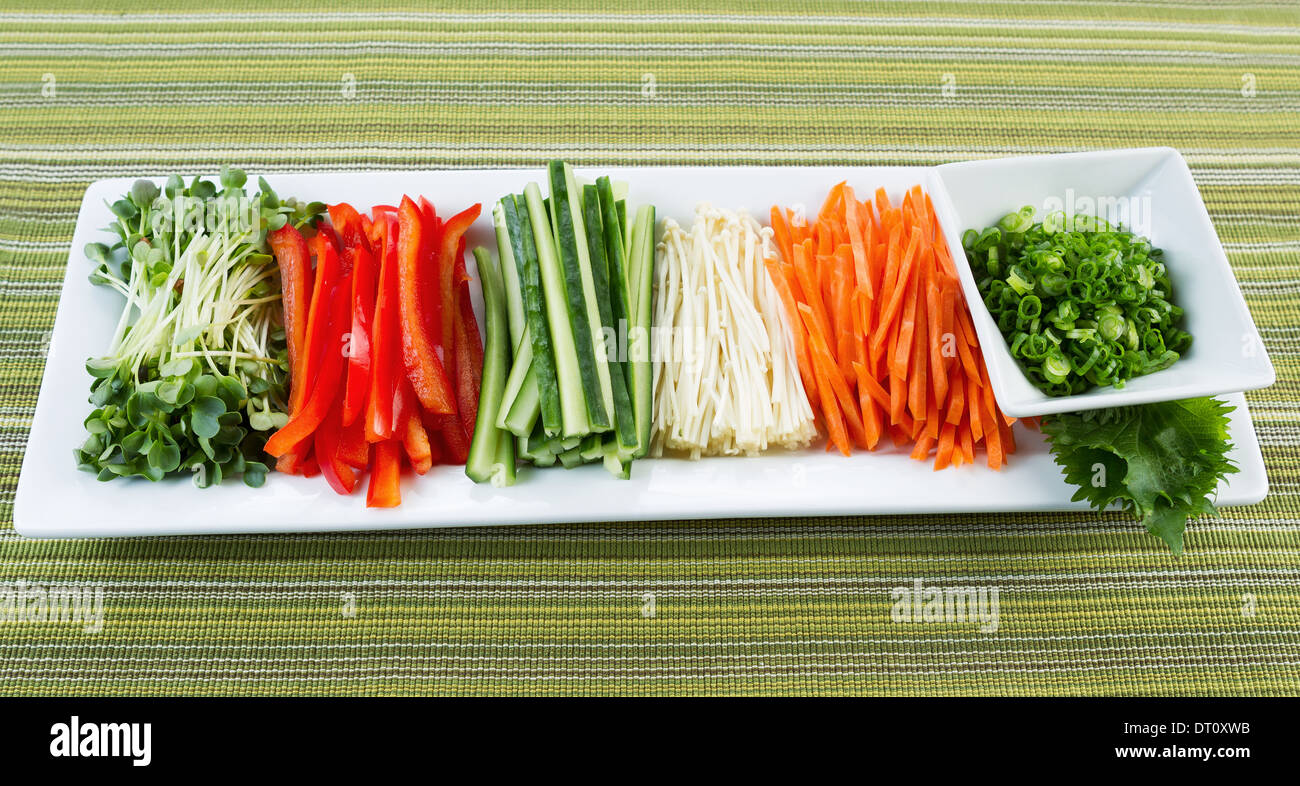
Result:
[768, 184, 1023, 470]
[264, 197, 483, 506]
[468, 161, 656, 483]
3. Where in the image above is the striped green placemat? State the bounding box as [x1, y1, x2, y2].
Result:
[0, 1, 1297, 696]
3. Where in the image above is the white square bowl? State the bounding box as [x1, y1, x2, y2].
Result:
[927, 147, 1274, 417]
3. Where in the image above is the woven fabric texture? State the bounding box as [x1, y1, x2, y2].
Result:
[0, 1, 1297, 696]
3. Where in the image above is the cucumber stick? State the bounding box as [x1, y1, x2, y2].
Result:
[523, 184, 587, 438]
[587, 180, 637, 449]
[492, 201, 527, 350]
[465, 247, 516, 487]
[504, 359, 541, 436]
[497, 334, 539, 434]
[501, 194, 561, 437]
[492, 201, 540, 432]
[549, 161, 614, 432]
[602, 434, 631, 479]
[628, 205, 657, 459]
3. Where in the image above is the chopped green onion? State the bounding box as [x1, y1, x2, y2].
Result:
[965, 206, 1190, 396]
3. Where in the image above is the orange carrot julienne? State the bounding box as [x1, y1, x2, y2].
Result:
[852, 361, 882, 450]
[946, 369, 965, 426]
[771, 206, 794, 269]
[875, 186, 891, 216]
[793, 242, 833, 344]
[797, 304, 850, 455]
[801, 302, 868, 450]
[926, 273, 948, 406]
[935, 422, 956, 470]
[909, 433, 934, 461]
[953, 318, 980, 379]
[968, 371, 984, 442]
[908, 274, 929, 422]
[874, 226, 921, 364]
[820, 182, 846, 221]
[766, 183, 1019, 469]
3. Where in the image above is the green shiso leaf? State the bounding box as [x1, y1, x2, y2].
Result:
[1042, 397, 1237, 555]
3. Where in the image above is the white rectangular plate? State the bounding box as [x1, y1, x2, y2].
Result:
[14, 166, 1269, 538]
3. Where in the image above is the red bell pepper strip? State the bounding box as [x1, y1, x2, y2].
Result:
[395, 375, 432, 475]
[404, 417, 432, 475]
[298, 455, 321, 478]
[264, 267, 352, 457]
[426, 432, 444, 466]
[434, 205, 482, 390]
[362, 214, 376, 248]
[296, 232, 344, 410]
[365, 215, 399, 442]
[274, 230, 344, 471]
[267, 223, 314, 474]
[275, 448, 309, 476]
[314, 398, 357, 496]
[450, 237, 484, 436]
[397, 196, 457, 415]
[452, 288, 482, 438]
[427, 409, 469, 465]
[267, 223, 311, 412]
[337, 411, 369, 470]
[341, 242, 376, 426]
[328, 202, 371, 256]
[366, 440, 402, 508]
[418, 196, 444, 348]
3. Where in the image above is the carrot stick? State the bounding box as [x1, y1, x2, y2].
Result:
[940, 281, 958, 360]
[926, 266, 949, 406]
[957, 304, 979, 347]
[793, 241, 833, 344]
[979, 359, 999, 429]
[967, 370, 984, 442]
[875, 186, 891, 216]
[873, 227, 921, 364]
[983, 394, 1004, 470]
[852, 361, 882, 450]
[908, 272, 929, 422]
[798, 305, 850, 455]
[953, 317, 980, 379]
[946, 368, 965, 426]
[832, 247, 856, 383]
[820, 182, 845, 222]
[875, 223, 902, 318]
[1001, 416, 1018, 454]
[889, 372, 906, 425]
[892, 243, 921, 379]
[855, 361, 891, 411]
[816, 220, 833, 257]
[851, 290, 869, 369]
[935, 422, 956, 470]
[801, 303, 868, 449]
[790, 208, 809, 244]
[770, 205, 795, 265]
[910, 185, 930, 241]
[844, 188, 872, 299]
[925, 393, 940, 440]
